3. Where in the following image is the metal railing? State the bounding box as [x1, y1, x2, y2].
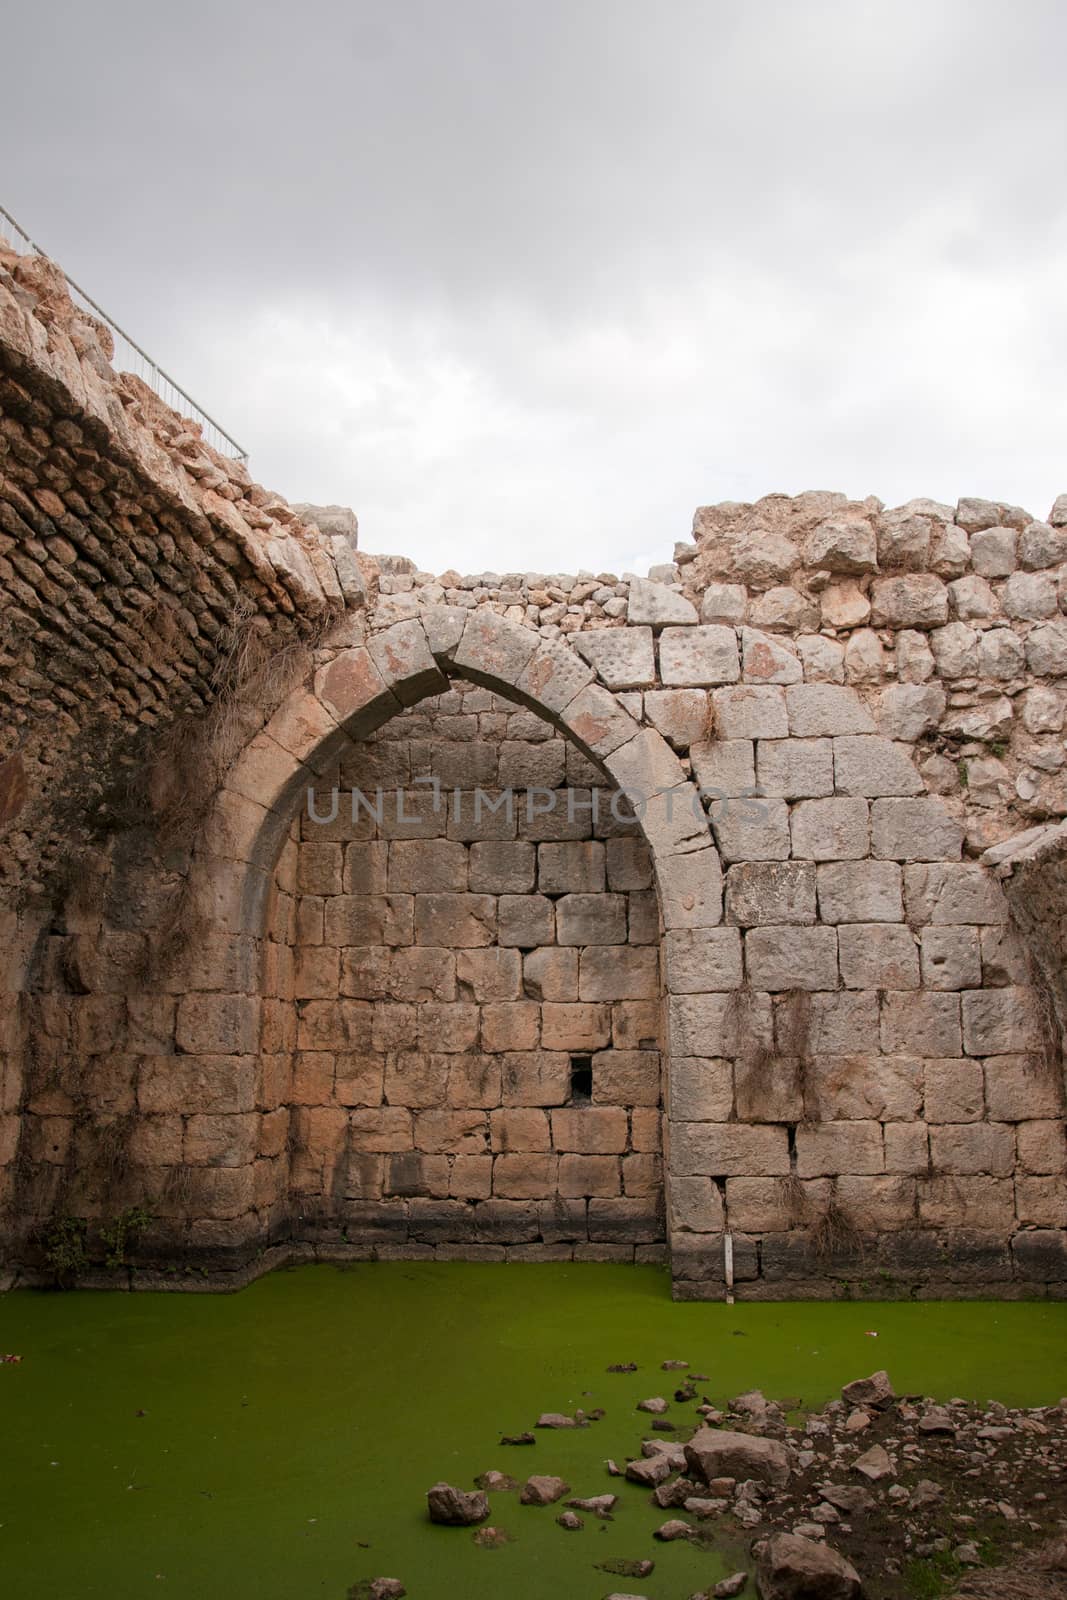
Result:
[0, 202, 248, 463]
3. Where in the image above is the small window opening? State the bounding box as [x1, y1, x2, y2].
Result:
[569, 1055, 593, 1104]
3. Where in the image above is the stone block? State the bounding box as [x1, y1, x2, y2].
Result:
[881, 991, 961, 1056]
[384, 1052, 451, 1107]
[342, 946, 456, 1003]
[325, 894, 413, 947]
[455, 947, 522, 1002]
[659, 625, 740, 686]
[816, 861, 902, 923]
[496, 892, 556, 948]
[654, 847, 724, 931]
[388, 839, 468, 893]
[492, 1152, 558, 1198]
[807, 990, 879, 1053]
[500, 1052, 574, 1106]
[450, 1154, 494, 1199]
[555, 893, 627, 945]
[561, 682, 641, 760]
[447, 1055, 502, 1108]
[668, 1057, 734, 1121]
[1014, 1176, 1067, 1228]
[347, 1107, 414, 1152]
[756, 738, 833, 799]
[540, 1002, 612, 1051]
[385, 1153, 451, 1199]
[795, 1121, 884, 1177]
[490, 1107, 552, 1152]
[342, 841, 389, 895]
[883, 1121, 930, 1174]
[605, 836, 652, 890]
[627, 578, 698, 627]
[870, 575, 949, 628]
[711, 798, 791, 862]
[725, 862, 815, 927]
[417, 1002, 480, 1053]
[1025, 620, 1067, 676]
[334, 1054, 386, 1107]
[670, 1121, 790, 1177]
[920, 927, 981, 991]
[928, 1122, 1014, 1177]
[700, 582, 748, 624]
[175, 995, 260, 1056]
[558, 1154, 620, 1197]
[587, 1197, 663, 1241]
[522, 947, 578, 1001]
[643, 688, 710, 748]
[1016, 1119, 1067, 1174]
[832, 736, 924, 797]
[734, 1051, 804, 1122]
[875, 684, 947, 741]
[1002, 571, 1057, 620]
[740, 628, 803, 684]
[630, 1107, 663, 1150]
[961, 988, 1047, 1056]
[786, 684, 875, 736]
[924, 1057, 984, 1122]
[663, 926, 743, 990]
[481, 1002, 541, 1053]
[366, 619, 447, 704]
[745, 926, 839, 990]
[466, 840, 535, 894]
[1013, 1230, 1067, 1282]
[789, 797, 869, 861]
[670, 1175, 725, 1232]
[984, 1054, 1063, 1120]
[538, 841, 605, 894]
[834, 1175, 917, 1230]
[870, 799, 964, 862]
[691, 738, 755, 798]
[711, 685, 787, 739]
[572, 625, 656, 687]
[969, 523, 1017, 573]
[591, 1050, 662, 1105]
[578, 946, 659, 1001]
[806, 1054, 921, 1121]
[414, 1109, 489, 1155]
[496, 739, 566, 790]
[298, 842, 343, 895]
[904, 864, 1008, 925]
[551, 1106, 628, 1153]
[414, 893, 496, 947]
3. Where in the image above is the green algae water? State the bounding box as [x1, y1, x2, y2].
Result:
[2, 1264, 1065, 1599]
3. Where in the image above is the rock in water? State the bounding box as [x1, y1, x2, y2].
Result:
[556, 1510, 583, 1530]
[426, 1482, 490, 1526]
[653, 1518, 694, 1541]
[536, 1412, 577, 1428]
[500, 1431, 535, 1446]
[714, 1573, 749, 1597]
[685, 1427, 792, 1488]
[756, 1533, 861, 1599]
[567, 1493, 617, 1516]
[472, 1526, 512, 1549]
[474, 1469, 517, 1492]
[518, 1474, 569, 1505]
[637, 1396, 669, 1413]
[840, 1370, 895, 1410]
[370, 1583, 405, 1600]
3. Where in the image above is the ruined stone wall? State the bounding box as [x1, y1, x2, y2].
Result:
[1, 240, 1065, 1298]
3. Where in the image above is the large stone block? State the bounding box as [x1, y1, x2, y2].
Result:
[447, 1055, 503, 1108]
[572, 625, 656, 688]
[456, 947, 522, 1002]
[384, 1052, 452, 1107]
[663, 927, 743, 991]
[756, 738, 833, 799]
[740, 628, 803, 684]
[540, 1002, 612, 1051]
[367, 619, 447, 705]
[734, 1051, 804, 1122]
[558, 1154, 621, 1198]
[711, 799, 791, 863]
[961, 987, 1047, 1056]
[668, 1056, 734, 1121]
[983, 1054, 1063, 1120]
[670, 1121, 790, 1177]
[1016, 1119, 1067, 1174]
[725, 862, 815, 927]
[325, 894, 413, 947]
[555, 893, 627, 946]
[745, 926, 839, 991]
[903, 864, 1008, 925]
[832, 736, 924, 797]
[659, 625, 740, 686]
[578, 946, 660, 1001]
[920, 927, 981, 991]
[538, 841, 605, 894]
[551, 1106, 628, 1153]
[870, 799, 964, 862]
[492, 1153, 559, 1198]
[469, 840, 536, 894]
[414, 893, 497, 947]
[481, 1002, 541, 1053]
[668, 992, 761, 1057]
[924, 1057, 984, 1122]
[806, 1054, 921, 1121]
[883, 1120, 930, 1174]
[175, 995, 260, 1055]
[592, 1050, 662, 1106]
[881, 991, 961, 1056]
[490, 1107, 552, 1152]
[807, 990, 879, 1053]
[785, 684, 875, 736]
[670, 1175, 725, 1232]
[789, 797, 869, 861]
[498, 894, 555, 947]
[816, 861, 902, 924]
[712, 685, 788, 739]
[795, 1121, 884, 1177]
[928, 1121, 1014, 1177]
[870, 575, 949, 628]
[388, 838, 468, 893]
[691, 738, 755, 798]
[522, 947, 578, 1001]
[655, 847, 724, 930]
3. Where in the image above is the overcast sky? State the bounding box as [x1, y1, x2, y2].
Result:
[3, 1, 1065, 575]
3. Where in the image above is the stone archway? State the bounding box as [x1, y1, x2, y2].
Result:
[180, 608, 727, 1290]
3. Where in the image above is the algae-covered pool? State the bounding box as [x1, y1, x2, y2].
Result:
[1, 1263, 1065, 1599]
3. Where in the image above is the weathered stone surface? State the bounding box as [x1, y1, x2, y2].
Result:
[756, 1532, 860, 1599]
[627, 578, 699, 627]
[572, 627, 656, 688]
[659, 625, 740, 686]
[684, 1427, 791, 1487]
[426, 1483, 490, 1525]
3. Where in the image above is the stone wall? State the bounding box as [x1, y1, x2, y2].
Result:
[1, 241, 1065, 1298]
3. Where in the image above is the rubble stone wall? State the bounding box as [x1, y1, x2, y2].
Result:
[1, 245, 1065, 1297]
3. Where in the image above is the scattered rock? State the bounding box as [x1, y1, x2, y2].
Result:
[499, 1432, 535, 1446]
[471, 1525, 512, 1549]
[662, 1359, 690, 1370]
[518, 1474, 569, 1506]
[566, 1493, 617, 1517]
[347, 1582, 406, 1600]
[714, 1575, 749, 1599]
[819, 1485, 873, 1514]
[598, 1557, 656, 1579]
[685, 1427, 793, 1488]
[907, 1478, 943, 1510]
[654, 1518, 694, 1541]
[625, 1454, 673, 1487]
[756, 1532, 862, 1599]
[607, 1363, 638, 1373]
[474, 1470, 516, 1492]
[840, 1371, 895, 1410]
[536, 1412, 576, 1429]
[851, 1444, 892, 1481]
[555, 1510, 583, 1531]
[426, 1483, 490, 1526]
[917, 1407, 956, 1435]
[637, 1396, 669, 1413]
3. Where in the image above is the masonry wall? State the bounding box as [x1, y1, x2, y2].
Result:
[2, 238, 1066, 1298]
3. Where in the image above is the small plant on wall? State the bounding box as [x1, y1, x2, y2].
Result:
[40, 1216, 89, 1288]
[99, 1204, 155, 1269]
